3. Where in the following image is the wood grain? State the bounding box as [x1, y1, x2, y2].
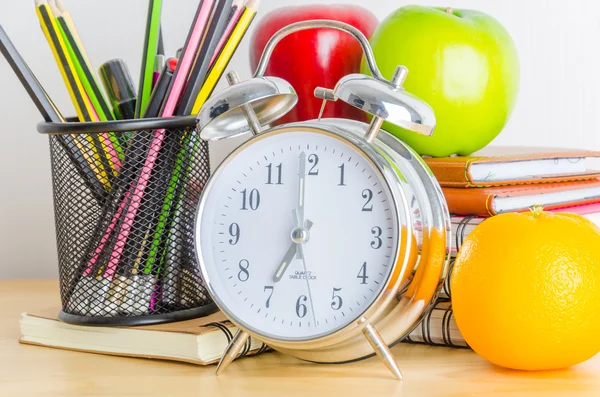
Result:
[1, 280, 599, 397]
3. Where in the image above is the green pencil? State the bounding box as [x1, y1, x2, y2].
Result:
[142, 131, 193, 275]
[135, 0, 163, 118]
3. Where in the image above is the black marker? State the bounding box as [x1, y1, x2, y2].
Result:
[99, 59, 137, 120]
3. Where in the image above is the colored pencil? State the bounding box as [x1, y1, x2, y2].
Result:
[177, 0, 233, 115]
[135, 0, 163, 119]
[53, 1, 123, 172]
[191, 0, 259, 114]
[157, 27, 165, 56]
[0, 23, 106, 202]
[144, 58, 176, 118]
[93, 0, 216, 278]
[35, 0, 111, 189]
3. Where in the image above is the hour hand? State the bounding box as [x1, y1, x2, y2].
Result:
[272, 243, 297, 283]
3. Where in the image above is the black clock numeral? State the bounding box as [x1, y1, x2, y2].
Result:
[371, 226, 382, 249]
[357, 262, 368, 284]
[308, 154, 319, 175]
[264, 286, 274, 308]
[241, 188, 260, 210]
[266, 163, 283, 185]
[331, 287, 343, 310]
[338, 163, 346, 186]
[362, 189, 373, 212]
[238, 259, 250, 282]
[296, 295, 308, 318]
[228, 223, 240, 245]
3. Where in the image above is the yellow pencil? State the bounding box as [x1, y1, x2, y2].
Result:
[35, 0, 111, 189]
[191, 0, 259, 114]
[51, 0, 121, 175]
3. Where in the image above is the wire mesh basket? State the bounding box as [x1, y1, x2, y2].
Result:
[38, 116, 217, 326]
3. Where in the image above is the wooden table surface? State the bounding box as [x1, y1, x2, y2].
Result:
[1, 280, 599, 397]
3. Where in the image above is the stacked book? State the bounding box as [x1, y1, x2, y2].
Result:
[406, 147, 600, 348]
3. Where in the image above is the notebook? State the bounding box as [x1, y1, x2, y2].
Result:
[19, 308, 268, 365]
[403, 299, 467, 348]
[442, 179, 600, 216]
[424, 147, 600, 188]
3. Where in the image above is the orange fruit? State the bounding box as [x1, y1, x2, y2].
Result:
[451, 207, 600, 370]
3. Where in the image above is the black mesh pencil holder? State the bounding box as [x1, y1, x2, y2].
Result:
[38, 116, 218, 326]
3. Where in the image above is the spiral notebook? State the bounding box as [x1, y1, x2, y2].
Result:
[403, 299, 467, 348]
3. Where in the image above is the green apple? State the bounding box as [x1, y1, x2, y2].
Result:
[363, 6, 519, 157]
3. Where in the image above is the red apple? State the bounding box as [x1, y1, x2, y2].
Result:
[249, 5, 379, 124]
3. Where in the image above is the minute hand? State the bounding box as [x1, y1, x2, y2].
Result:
[296, 151, 307, 260]
[296, 230, 317, 326]
[297, 152, 306, 225]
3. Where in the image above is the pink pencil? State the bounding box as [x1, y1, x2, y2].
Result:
[90, 0, 216, 277]
[83, 187, 132, 278]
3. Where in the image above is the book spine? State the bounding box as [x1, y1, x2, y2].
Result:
[442, 188, 495, 217]
[424, 161, 473, 188]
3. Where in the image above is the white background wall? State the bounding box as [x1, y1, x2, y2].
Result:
[0, 0, 598, 278]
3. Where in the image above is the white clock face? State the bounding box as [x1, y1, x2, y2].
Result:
[196, 129, 399, 341]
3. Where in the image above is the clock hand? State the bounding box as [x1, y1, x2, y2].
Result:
[305, 219, 314, 230]
[293, 210, 313, 261]
[272, 242, 297, 283]
[272, 217, 313, 283]
[297, 240, 318, 327]
[297, 151, 306, 226]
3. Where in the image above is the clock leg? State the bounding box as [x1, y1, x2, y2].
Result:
[215, 330, 250, 375]
[362, 323, 403, 381]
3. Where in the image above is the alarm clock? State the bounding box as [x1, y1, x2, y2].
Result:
[194, 20, 451, 380]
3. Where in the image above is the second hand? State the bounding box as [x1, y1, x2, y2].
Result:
[298, 244, 317, 327]
[294, 209, 317, 327]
